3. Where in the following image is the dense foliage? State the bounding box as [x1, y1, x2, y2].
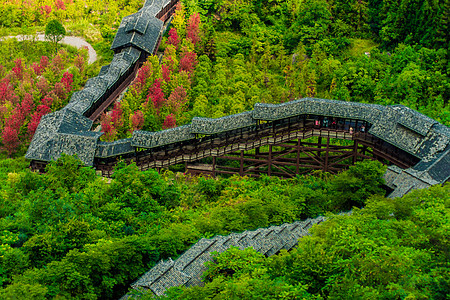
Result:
[0, 46, 89, 157]
[154, 185, 450, 300]
[0, 156, 387, 298]
[100, 0, 448, 141]
[0, 0, 448, 299]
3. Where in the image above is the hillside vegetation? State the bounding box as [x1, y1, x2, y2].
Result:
[0, 156, 388, 298]
[0, 0, 448, 299]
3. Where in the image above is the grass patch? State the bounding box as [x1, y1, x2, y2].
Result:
[0, 39, 79, 69]
[346, 38, 379, 58]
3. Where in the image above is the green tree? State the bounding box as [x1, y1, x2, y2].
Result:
[44, 19, 66, 52]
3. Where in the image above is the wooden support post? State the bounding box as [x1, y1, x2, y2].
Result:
[239, 150, 244, 176]
[296, 139, 300, 174]
[268, 145, 272, 176]
[318, 136, 322, 157]
[352, 140, 358, 164]
[212, 156, 216, 178]
[324, 138, 330, 172]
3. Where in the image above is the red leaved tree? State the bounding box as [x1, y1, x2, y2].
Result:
[179, 51, 198, 77]
[73, 55, 85, 74]
[41, 95, 54, 107]
[187, 13, 201, 46]
[27, 105, 51, 137]
[161, 64, 171, 83]
[167, 85, 187, 116]
[32, 62, 43, 76]
[36, 77, 50, 96]
[133, 64, 151, 95]
[162, 113, 176, 129]
[100, 113, 117, 141]
[21, 93, 35, 117]
[61, 71, 73, 93]
[3, 107, 24, 155]
[110, 102, 123, 130]
[146, 79, 165, 112]
[0, 78, 18, 104]
[2, 126, 20, 157]
[167, 28, 179, 49]
[11, 59, 23, 81]
[53, 82, 66, 100]
[55, 0, 66, 10]
[41, 5, 52, 17]
[130, 110, 144, 131]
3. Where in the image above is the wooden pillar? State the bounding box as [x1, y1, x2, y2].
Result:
[239, 150, 244, 176]
[212, 156, 216, 178]
[268, 145, 272, 176]
[318, 136, 322, 157]
[296, 139, 301, 174]
[324, 138, 330, 172]
[352, 140, 358, 165]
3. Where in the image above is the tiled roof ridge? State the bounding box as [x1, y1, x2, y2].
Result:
[128, 215, 330, 297]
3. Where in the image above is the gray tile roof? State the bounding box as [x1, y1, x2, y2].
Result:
[129, 215, 326, 297]
[111, 11, 163, 54]
[25, 109, 102, 165]
[131, 125, 195, 148]
[95, 138, 135, 158]
[191, 111, 256, 134]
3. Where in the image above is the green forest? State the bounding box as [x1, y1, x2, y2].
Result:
[0, 0, 449, 299]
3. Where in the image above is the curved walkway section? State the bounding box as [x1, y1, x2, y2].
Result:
[2, 34, 97, 64]
[129, 216, 327, 297]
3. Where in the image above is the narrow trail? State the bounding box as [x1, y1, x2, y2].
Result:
[2, 34, 97, 64]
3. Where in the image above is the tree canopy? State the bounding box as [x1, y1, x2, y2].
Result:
[45, 19, 66, 51]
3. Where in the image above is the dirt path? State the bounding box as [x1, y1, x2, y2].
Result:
[2, 34, 97, 64]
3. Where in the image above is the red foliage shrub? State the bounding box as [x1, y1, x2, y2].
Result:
[12, 59, 23, 81]
[179, 51, 198, 76]
[167, 28, 179, 49]
[61, 72, 73, 93]
[55, 0, 66, 10]
[40, 5, 52, 17]
[134, 64, 151, 95]
[110, 102, 123, 129]
[73, 55, 84, 73]
[41, 95, 53, 107]
[146, 79, 165, 111]
[130, 110, 144, 131]
[2, 126, 20, 156]
[0, 78, 18, 104]
[5, 108, 24, 132]
[53, 82, 66, 100]
[31, 62, 43, 76]
[167, 85, 187, 115]
[21, 93, 35, 116]
[161, 64, 171, 83]
[162, 113, 176, 129]
[187, 13, 201, 46]
[27, 105, 51, 137]
[36, 77, 50, 96]
[100, 113, 117, 141]
[51, 55, 64, 73]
